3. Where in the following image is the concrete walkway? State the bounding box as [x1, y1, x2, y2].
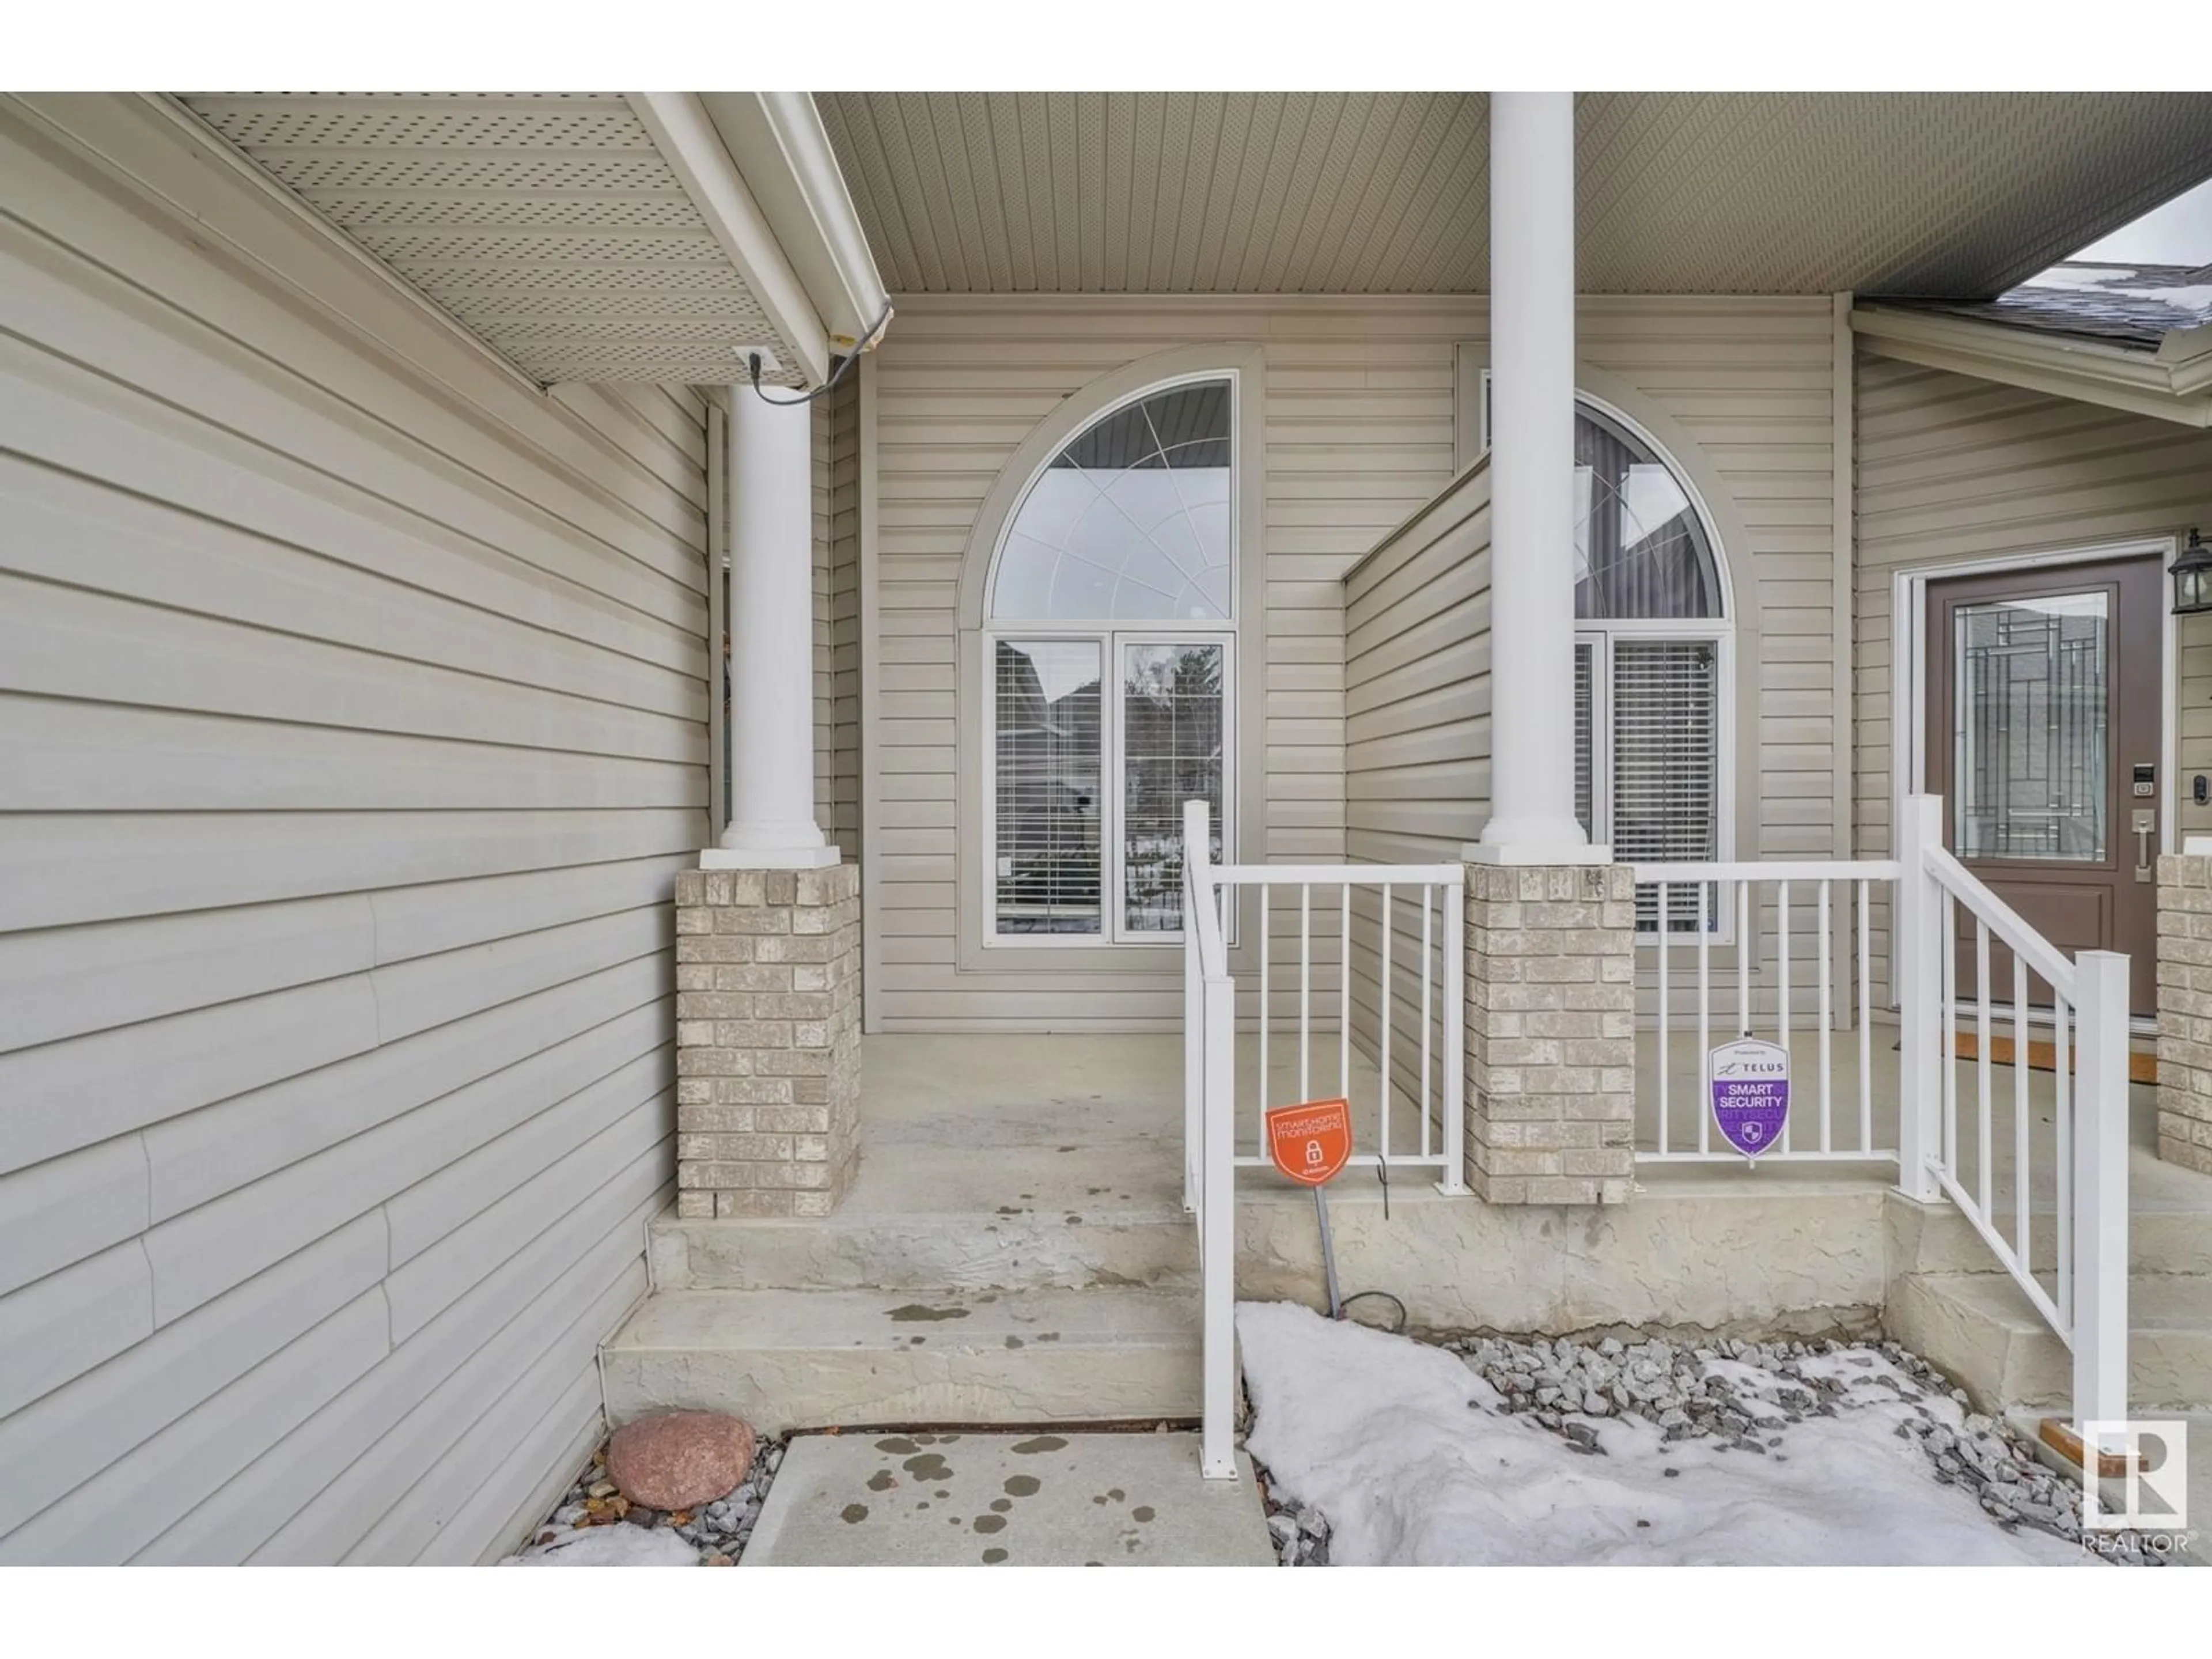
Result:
[741, 1430, 1275, 1566]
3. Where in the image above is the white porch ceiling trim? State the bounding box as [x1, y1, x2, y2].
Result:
[1853, 304, 2212, 429]
[168, 92, 889, 389]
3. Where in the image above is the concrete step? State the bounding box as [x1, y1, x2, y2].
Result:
[1888, 1194, 2212, 1280]
[601, 1286, 1202, 1433]
[652, 1132, 1198, 1293]
[652, 1203, 1196, 1294]
[1886, 1271, 2212, 1413]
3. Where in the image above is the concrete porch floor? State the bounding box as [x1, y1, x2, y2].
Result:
[854, 1027, 2199, 1219]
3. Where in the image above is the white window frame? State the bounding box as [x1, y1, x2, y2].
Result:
[980, 628, 1235, 947]
[980, 370, 1241, 949]
[1563, 391, 1738, 940]
[1578, 622, 1738, 940]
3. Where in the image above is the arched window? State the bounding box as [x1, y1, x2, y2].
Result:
[985, 375, 1235, 942]
[1569, 401, 1732, 930]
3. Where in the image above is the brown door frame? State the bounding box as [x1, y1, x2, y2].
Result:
[1893, 536, 2177, 1023]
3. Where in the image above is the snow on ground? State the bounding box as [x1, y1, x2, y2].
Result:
[502, 1522, 699, 1566]
[1237, 1301, 2088, 1567]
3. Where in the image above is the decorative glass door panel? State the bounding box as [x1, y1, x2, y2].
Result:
[1952, 593, 2109, 863]
[1926, 557, 2161, 1018]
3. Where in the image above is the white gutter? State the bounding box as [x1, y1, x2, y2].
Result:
[2158, 321, 2212, 400]
[628, 91, 832, 385]
[751, 92, 892, 349]
[1851, 302, 2212, 429]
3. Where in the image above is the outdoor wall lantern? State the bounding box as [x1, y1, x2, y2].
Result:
[2171, 529, 2212, 616]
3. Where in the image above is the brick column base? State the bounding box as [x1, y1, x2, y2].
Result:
[1464, 862, 1637, 1203]
[672, 865, 861, 1218]
[2156, 854, 2212, 1175]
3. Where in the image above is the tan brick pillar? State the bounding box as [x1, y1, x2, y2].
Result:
[672, 865, 861, 1218]
[2156, 854, 2212, 1175]
[1463, 863, 1637, 1203]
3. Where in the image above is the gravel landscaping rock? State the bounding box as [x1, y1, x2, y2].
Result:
[505, 1430, 789, 1566]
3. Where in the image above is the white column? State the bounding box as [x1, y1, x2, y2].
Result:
[705, 388, 839, 870]
[1470, 90, 1603, 865]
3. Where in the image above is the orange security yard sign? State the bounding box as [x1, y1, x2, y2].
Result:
[1264, 1097, 1353, 1187]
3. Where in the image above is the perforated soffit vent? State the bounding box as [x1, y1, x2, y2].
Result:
[175, 91, 809, 386]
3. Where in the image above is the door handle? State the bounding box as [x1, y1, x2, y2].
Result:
[2134, 808, 2157, 883]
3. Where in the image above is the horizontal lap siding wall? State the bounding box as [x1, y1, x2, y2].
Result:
[0, 96, 707, 1564]
[868, 296, 1839, 1032]
[870, 299, 1464, 1030]
[1342, 463, 1490, 1114]
[1567, 303, 1843, 1030]
[1854, 352, 2212, 1002]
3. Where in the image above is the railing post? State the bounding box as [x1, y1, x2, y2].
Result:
[1893, 795, 1944, 1202]
[2073, 948, 2131, 1438]
[1183, 800, 1209, 1214]
[1200, 967, 1238, 1479]
[1183, 888, 1200, 1214]
[1437, 875, 1469, 1194]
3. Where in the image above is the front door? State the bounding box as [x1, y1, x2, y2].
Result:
[1925, 555, 2162, 1017]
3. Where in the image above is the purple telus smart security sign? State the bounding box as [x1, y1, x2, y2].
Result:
[1709, 1037, 1790, 1158]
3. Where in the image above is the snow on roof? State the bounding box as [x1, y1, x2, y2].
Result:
[1906, 259, 2212, 348]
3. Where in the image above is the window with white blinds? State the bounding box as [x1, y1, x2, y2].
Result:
[993, 639, 1104, 935]
[983, 373, 1238, 945]
[1120, 642, 1226, 933]
[1551, 399, 1731, 931]
[1573, 641, 1596, 838]
[1612, 641, 1721, 930]
[1574, 635, 1728, 933]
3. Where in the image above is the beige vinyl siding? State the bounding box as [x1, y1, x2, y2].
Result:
[1342, 461, 1490, 1103]
[0, 95, 704, 1564]
[1853, 350, 2212, 999]
[870, 299, 1458, 1031]
[1561, 301, 1842, 1027]
[1343, 462, 1494, 865]
[867, 295, 1840, 1031]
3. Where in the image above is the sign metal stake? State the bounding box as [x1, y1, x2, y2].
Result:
[1312, 1185, 1342, 1319]
[1264, 1094, 1354, 1321]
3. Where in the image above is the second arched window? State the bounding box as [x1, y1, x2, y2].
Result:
[986, 375, 1236, 944]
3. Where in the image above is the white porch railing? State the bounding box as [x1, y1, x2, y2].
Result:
[1180, 801, 1237, 1480]
[1895, 796, 2131, 1434]
[1634, 797, 2131, 1432]
[1180, 801, 1469, 1475]
[1228, 861, 1467, 1191]
[1631, 859, 1902, 1162]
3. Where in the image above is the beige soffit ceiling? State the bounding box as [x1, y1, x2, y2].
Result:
[171, 92, 828, 386]
[816, 92, 2212, 298]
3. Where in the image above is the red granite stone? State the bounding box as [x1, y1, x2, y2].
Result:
[604, 1412, 756, 1511]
